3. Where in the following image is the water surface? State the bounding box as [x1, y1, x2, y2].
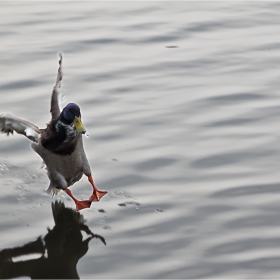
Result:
[0, 2, 280, 278]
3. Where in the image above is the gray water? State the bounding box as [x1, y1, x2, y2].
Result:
[0, 2, 280, 278]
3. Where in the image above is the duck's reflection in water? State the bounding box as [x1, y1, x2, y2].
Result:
[0, 201, 106, 279]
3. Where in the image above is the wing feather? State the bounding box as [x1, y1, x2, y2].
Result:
[0, 114, 41, 143]
[50, 53, 63, 120]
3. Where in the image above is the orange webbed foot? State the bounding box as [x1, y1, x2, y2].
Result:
[75, 200, 92, 211]
[89, 190, 108, 202]
[65, 188, 92, 211]
[88, 175, 108, 202]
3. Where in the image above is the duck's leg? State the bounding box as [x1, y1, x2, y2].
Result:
[65, 189, 91, 211]
[88, 175, 108, 202]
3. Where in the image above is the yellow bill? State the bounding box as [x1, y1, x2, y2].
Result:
[74, 116, 86, 134]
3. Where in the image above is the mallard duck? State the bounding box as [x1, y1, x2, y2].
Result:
[0, 54, 107, 210]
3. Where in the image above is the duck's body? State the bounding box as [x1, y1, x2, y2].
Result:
[0, 55, 107, 210]
[32, 133, 87, 193]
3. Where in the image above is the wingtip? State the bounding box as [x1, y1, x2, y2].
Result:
[58, 52, 63, 64]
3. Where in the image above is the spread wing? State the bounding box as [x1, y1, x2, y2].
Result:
[50, 53, 63, 121]
[0, 114, 41, 143]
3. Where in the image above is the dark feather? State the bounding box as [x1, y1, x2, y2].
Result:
[41, 118, 79, 155]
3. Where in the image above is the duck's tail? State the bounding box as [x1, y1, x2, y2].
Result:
[46, 183, 61, 197]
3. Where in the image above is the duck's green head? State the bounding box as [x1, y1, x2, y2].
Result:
[61, 103, 86, 134]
